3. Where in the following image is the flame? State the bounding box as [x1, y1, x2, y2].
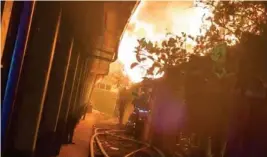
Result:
[118, 0, 212, 83]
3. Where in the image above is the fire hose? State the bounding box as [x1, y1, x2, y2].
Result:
[124, 146, 149, 157]
[90, 127, 165, 157]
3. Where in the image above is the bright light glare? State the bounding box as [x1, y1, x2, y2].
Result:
[118, 0, 212, 83]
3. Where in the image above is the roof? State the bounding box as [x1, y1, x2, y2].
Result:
[62, 1, 139, 74]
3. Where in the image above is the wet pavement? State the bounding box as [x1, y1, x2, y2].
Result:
[57, 110, 160, 157]
[58, 110, 115, 157]
[92, 123, 162, 157]
[93, 132, 160, 157]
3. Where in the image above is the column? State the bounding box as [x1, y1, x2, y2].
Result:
[79, 58, 93, 105]
[68, 57, 85, 116]
[1, 0, 14, 60]
[76, 58, 91, 114]
[1, 1, 24, 103]
[34, 14, 74, 157]
[78, 58, 90, 106]
[9, 2, 61, 157]
[84, 73, 97, 104]
[2, 2, 34, 149]
[53, 50, 80, 155]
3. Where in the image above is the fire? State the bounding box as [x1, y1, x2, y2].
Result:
[118, 0, 212, 83]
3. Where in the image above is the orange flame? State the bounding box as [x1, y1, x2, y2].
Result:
[118, 0, 212, 83]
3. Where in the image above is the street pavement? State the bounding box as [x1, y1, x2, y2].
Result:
[58, 110, 116, 157]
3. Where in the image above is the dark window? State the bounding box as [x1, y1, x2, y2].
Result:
[106, 85, 111, 91]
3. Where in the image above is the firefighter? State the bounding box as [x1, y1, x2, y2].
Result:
[118, 87, 127, 126]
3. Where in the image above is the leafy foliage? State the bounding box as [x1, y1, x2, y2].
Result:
[131, 1, 267, 81]
[194, 0, 267, 53]
[131, 34, 189, 77]
[129, 2, 267, 156]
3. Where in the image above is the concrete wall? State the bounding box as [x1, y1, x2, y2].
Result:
[91, 88, 117, 116]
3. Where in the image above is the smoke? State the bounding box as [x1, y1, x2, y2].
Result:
[130, 1, 195, 35]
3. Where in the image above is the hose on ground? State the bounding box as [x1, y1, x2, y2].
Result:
[90, 128, 110, 157]
[124, 146, 149, 157]
[90, 127, 165, 157]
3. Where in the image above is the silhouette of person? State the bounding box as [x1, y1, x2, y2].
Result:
[118, 87, 127, 125]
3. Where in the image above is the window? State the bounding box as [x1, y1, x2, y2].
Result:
[99, 83, 105, 89]
[95, 83, 112, 91]
[106, 85, 111, 91]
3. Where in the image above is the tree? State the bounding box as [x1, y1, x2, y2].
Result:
[131, 33, 190, 78]
[130, 1, 267, 156]
[194, 2, 267, 156]
[131, 1, 267, 81]
[194, 1, 267, 53]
